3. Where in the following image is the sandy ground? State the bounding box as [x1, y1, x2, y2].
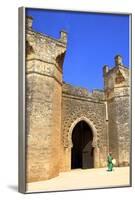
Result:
[27, 167, 130, 193]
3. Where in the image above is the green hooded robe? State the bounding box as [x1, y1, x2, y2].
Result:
[107, 154, 113, 171]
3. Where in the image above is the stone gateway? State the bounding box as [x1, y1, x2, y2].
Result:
[26, 17, 131, 183]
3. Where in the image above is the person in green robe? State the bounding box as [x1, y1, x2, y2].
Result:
[107, 152, 113, 171]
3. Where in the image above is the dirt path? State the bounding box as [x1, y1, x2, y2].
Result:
[27, 167, 130, 193]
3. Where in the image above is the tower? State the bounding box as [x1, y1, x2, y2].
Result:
[103, 55, 130, 166]
[26, 16, 67, 182]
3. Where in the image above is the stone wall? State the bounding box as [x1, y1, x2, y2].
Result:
[26, 17, 67, 182]
[107, 95, 130, 166]
[104, 56, 130, 166]
[26, 73, 55, 182]
[25, 17, 131, 183]
[116, 96, 130, 166]
[61, 83, 108, 170]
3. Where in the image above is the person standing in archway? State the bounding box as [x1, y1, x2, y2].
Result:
[107, 152, 113, 171]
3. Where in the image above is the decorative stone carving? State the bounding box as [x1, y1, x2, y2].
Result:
[63, 116, 98, 149]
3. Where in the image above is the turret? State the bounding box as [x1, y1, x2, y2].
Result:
[26, 16, 33, 30]
[114, 54, 123, 67]
[103, 65, 109, 77]
[60, 30, 67, 44]
[26, 16, 67, 182]
[103, 55, 130, 167]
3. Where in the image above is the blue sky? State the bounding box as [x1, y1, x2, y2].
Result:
[26, 8, 129, 91]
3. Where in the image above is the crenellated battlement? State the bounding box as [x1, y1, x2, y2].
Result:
[26, 16, 67, 45]
[103, 55, 130, 100]
[62, 82, 105, 101]
[25, 16, 130, 183]
[26, 16, 67, 74]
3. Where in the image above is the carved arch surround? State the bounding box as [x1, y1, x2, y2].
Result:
[67, 116, 98, 148]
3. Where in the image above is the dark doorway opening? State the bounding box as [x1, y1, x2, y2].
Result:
[71, 120, 94, 169]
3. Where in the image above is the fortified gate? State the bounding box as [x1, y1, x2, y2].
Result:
[26, 16, 130, 182]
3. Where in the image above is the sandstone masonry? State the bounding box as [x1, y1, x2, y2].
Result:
[26, 17, 131, 183]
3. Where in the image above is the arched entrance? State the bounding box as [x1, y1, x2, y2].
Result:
[71, 120, 94, 169]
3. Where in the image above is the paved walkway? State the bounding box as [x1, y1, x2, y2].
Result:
[27, 167, 130, 192]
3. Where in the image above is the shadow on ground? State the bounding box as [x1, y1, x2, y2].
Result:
[8, 185, 18, 192]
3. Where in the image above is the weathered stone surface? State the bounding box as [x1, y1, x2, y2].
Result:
[26, 17, 67, 182]
[104, 56, 130, 166]
[25, 17, 131, 183]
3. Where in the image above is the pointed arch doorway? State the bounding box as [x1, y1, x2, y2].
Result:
[71, 120, 94, 169]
